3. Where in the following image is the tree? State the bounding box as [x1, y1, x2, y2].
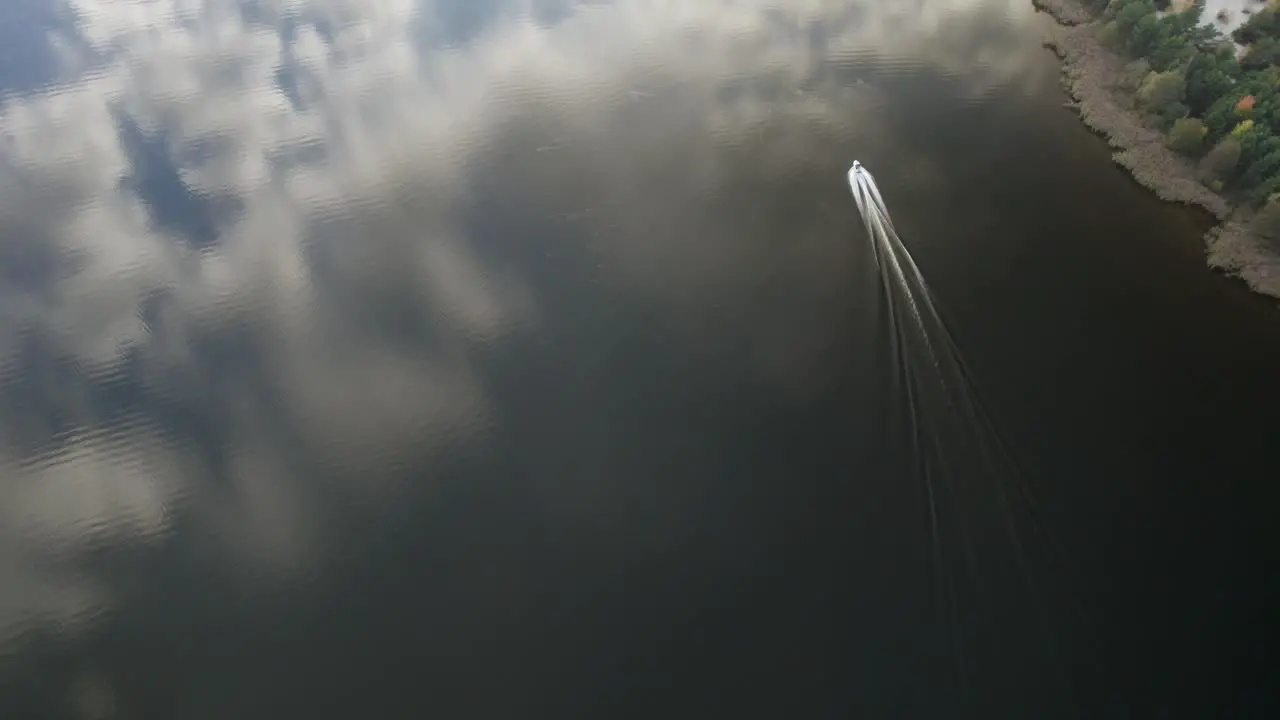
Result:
[1204, 92, 1250, 139]
[1109, 0, 1156, 24]
[1138, 69, 1186, 111]
[1149, 34, 1191, 71]
[1127, 14, 1166, 56]
[1242, 37, 1280, 70]
[1253, 197, 1280, 246]
[1174, 0, 1208, 32]
[1241, 149, 1280, 192]
[1199, 137, 1242, 182]
[1254, 65, 1280, 90]
[1096, 0, 1280, 201]
[1167, 117, 1209, 154]
[1184, 50, 1238, 117]
[1234, 7, 1280, 45]
[1236, 134, 1280, 189]
[1233, 122, 1274, 171]
[1174, 3, 1225, 51]
[1250, 175, 1280, 206]
[1113, 0, 1158, 42]
[1154, 101, 1189, 130]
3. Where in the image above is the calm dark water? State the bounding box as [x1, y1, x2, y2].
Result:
[3, 0, 1280, 717]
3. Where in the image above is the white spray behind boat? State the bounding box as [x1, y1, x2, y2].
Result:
[845, 160, 1081, 709]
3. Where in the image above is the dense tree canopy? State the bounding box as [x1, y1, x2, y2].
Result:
[1102, 0, 1280, 204]
[1234, 6, 1280, 45]
[1199, 136, 1241, 184]
[1138, 68, 1185, 108]
[1167, 116, 1208, 153]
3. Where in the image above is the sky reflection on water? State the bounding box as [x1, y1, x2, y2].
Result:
[1, 0, 1047, 650]
[13, 0, 1247, 717]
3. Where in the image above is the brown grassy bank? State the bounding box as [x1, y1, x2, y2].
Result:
[1034, 0, 1280, 298]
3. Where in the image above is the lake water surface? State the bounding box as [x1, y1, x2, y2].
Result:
[3, 0, 1280, 717]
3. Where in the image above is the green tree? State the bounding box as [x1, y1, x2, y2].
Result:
[1167, 117, 1209, 154]
[1093, 0, 1280, 202]
[1184, 51, 1239, 116]
[1172, 0, 1207, 33]
[1252, 196, 1280, 246]
[1113, 0, 1158, 41]
[1127, 14, 1166, 56]
[1237, 134, 1280, 188]
[1225, 124, 1277, 193]
[1234, 7, 1280, 45]
[1242, 37, 1280, 70]
[1149, 34, 1191, 71]
[1199, 137, 1242, 182]
[1256, 67, 1280, 93]
[1138, 69, 1186, 110]
[1242, 149, 1280, 193]
[1155, 101, 1189, 130]
[1185, 24, 1225, 49]
[1204, 92, 1250, 139]
[1250, 175, 1280, 206]
[1235, 122, 1273, 161]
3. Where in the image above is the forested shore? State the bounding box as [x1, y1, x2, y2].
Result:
[1036, 0, 1280, 298]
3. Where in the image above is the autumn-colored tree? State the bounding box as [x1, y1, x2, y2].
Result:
[1100, 0, 1280, 212]
[1204, 92, 1252, 139]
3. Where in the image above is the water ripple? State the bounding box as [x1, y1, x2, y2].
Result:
[0, 0, 1103, 715]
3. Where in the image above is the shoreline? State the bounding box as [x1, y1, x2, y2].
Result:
[1033, 0, 1280, 300]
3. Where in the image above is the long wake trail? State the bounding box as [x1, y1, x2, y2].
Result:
[848, 162, 1081, 715]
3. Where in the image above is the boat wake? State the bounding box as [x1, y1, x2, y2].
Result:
[849, 161, 1081, 712]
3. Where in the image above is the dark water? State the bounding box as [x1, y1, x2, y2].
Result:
[3, 0, 1280, 717]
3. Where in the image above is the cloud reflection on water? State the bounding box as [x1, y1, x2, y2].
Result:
[0, 0, 1048, 659]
